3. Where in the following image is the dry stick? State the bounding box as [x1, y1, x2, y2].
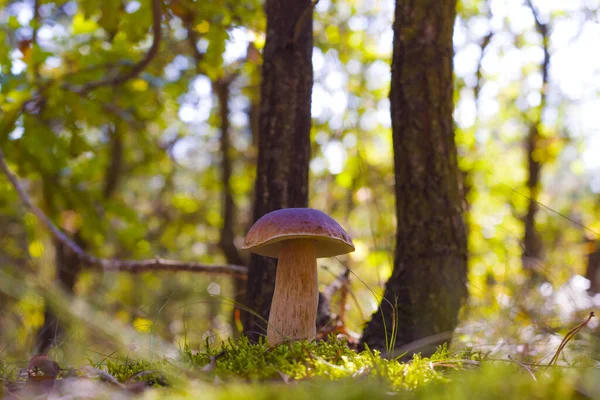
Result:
[338, 269, 350, 323]
[0, 148, 247, 278]
[548, 312, 595, 366]
[508, 354, 537, 381]
[321, 265, 366, 322]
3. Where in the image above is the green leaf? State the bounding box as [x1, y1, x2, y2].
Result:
[72, 13, 100, 35]
[7, 16, 20, 30]
[69, 131, 91, 157]
[200, 27, 229, 80]
[98, 0, 122, 33]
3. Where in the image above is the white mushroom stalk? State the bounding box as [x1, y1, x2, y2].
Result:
[242, 208, 354, 344]
[269, 239, 318, 342]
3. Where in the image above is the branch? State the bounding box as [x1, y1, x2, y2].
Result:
[31, 0, 41, 80]
[292, 0, 318, 44]
[0, 147, 247, 278]
[67, 0, 162, 94]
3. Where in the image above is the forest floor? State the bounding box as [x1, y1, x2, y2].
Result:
[1, 335, 598, 399]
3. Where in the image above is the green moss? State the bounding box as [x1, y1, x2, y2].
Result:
[104, 359, 169, 386]
[414, 364, 580, 400]
[145, 365, 583, 400]
[0, 357, 17, 397]
[184, 336, 458, 390]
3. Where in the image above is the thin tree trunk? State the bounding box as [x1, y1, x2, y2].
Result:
[522, 124, 543, 278]
[214, 79, 244, 267]
[360, 0, 468, 356]
[214, 78, 246, 337]
[585, 238, 600, 294]
[242, 0, 313, 341]
[37, 235, 85, 353]
[521, 0, 550, 281]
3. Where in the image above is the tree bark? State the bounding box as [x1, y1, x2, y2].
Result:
[360, 0, 468, 356]
[242, 0, 313, 341]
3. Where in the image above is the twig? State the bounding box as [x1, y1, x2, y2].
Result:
[183, 15, 205, 64]
[0, 147, 247, 278]
[548, 312, 595, 366]
[526, 0, 550, 49]
[68, 0, 162, 94]
[322, 266, 350, 301]
[503, 184, 600, 238]
[292, 0, 318, 44]
[82, 367, 126, 389]
[508, 354, 537, 381]
[473, 31, 493, 102]
[484, 357, 594, 369]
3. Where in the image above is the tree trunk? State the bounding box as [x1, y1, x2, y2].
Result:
[521, 0, 550, 282]
[37, 236, 84, 353]
[522, 124, 543, 279]
[585, 238, 600, 294]
[360, 0, 468, 356]
[242, 0, 313, 341]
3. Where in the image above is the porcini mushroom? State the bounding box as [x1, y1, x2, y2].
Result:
[242, 208, 354, 344]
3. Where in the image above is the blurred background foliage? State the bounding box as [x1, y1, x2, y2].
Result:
[0, 0, 599, 367]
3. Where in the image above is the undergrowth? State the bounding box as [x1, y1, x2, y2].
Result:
[1, 336, 594, 399]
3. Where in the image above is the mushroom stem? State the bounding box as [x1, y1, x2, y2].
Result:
[267, 239, 318, 344]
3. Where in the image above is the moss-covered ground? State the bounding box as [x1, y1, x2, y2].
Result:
[1, 335, 597, 399]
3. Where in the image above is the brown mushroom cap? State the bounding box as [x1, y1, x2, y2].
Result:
[242, 208, 355, 258]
